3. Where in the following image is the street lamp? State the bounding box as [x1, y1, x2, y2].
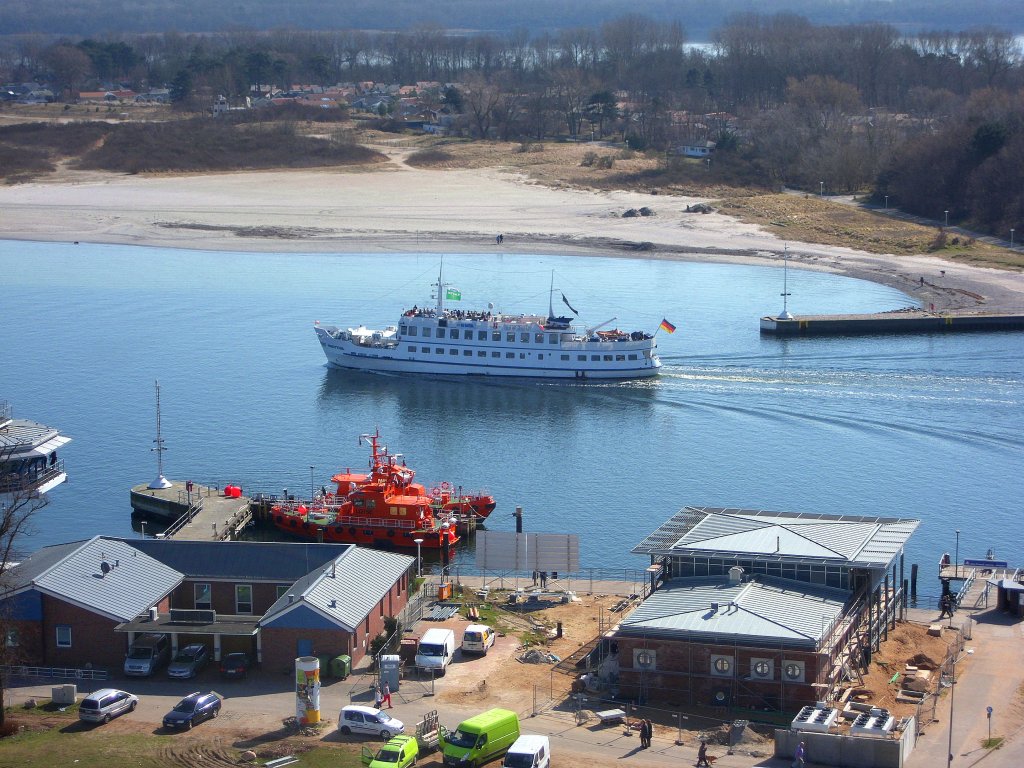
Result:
[884, 195, 888, 211]
[819, 181, 824, 197]
[309, 465, 315, 500]
[140, 521, 147, 539]
[944, 210, 949, 227]
[1011, 229, 1015, 248]
[955, 529, 960, 579]
[414, 538, 424, 578]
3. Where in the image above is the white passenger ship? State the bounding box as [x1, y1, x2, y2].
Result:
[314, 271, 663, 379]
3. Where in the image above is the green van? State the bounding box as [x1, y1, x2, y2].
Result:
[441, 708, 520, 768]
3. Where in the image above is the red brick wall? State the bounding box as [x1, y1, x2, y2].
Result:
[614, 635, 826, 711]
[40, 595, 128, 670]
[261, 627, 352, 673]
[175, 580, 289, 615]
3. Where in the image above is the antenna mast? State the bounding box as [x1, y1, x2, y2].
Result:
[148, 380, 172, 489]
[778, 245, 793, 320]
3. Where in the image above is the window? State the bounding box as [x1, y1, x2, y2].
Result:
[506, 332, 515, 342]
[628, 354, 637, 360]
[714, 657, 731, 673]
[491, 351, 500, 358]
[421, 347, 430, 353]
[506, 352, 515, 359]
[477, 331, 487, 341]
[423, 328, 432, 338]
[407, 346, 416, 352]
[56, 625, 72, 648]
[463, 350, 472, 356]
[591, 355, 600, 361]
[449, 349, 458, 355]
[399, 325, 407, 335]
[548, 334, 558, 344]
[492, 331, 501, 341]
[561, 354, 570, 361]
[407, 326, 417, 336]
[194, 583, 212, 610]
[450, 329, 460, 339]
[236, 584, 253, 614]
[710, 654, 733, 676]
[578, 355, 586, 361]
[477, 351, 486, 357]
[520, 333, 530, 343]
[603, 355, 612, 361]
[616, 354, 625, 361]
[436, 348, 443, 355]
[538, 354, 543, 360]
[751, 659, 773, 678]
[534, 333, 544, 343]
[276, 585, 290, 600]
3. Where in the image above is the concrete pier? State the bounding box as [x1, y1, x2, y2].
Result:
[130, 481, 252, 541]
[760, 310, 1024, 336]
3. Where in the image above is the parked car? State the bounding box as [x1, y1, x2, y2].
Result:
[338, 704, 405, 738]
[167, 644, 209, 679]
[462, 624, 496, 655]
[162, 691, 221, 730]
[219, 651, 251, 679]
[78, 688, 138, 724]
[123, 632, 171, 677]
[366, 734, 419, 768]
[442, 708, 520, 768]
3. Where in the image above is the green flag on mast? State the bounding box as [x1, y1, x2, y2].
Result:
[446, 288, 462, 301]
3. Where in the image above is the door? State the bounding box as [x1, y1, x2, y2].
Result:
[297, 639, 313, 657]
[361, 746, 374, 766]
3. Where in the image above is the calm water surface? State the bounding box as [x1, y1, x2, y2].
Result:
[2, 241, 1022, 575]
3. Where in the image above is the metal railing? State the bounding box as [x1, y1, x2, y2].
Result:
[1, 664, 109, 681]
[162, 495, 204, 538]
[0, 459, 66, 495]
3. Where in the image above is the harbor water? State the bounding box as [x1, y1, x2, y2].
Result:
[2, 241, 1022, 572]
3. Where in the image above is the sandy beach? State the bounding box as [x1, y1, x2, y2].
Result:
[2, 158, 1022, 312]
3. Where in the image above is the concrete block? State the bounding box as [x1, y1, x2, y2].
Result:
[927, 624, 942, 636]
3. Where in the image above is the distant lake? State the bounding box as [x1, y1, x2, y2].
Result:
[2, 241, 1022, 577]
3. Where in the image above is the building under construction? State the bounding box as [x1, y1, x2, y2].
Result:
[610, 506, 919, 712]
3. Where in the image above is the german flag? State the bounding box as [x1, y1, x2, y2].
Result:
[659, 318, 677, 334]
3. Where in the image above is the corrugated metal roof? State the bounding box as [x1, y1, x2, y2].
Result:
[4, 540, 88, 589]
[634, 507, 918, 568]
[618, 576, 848, 648]
[0, 418, 69, 454]
[262, 547, 413, 632]
[127, 539, 353, 581]
[31, 536, 183, 622]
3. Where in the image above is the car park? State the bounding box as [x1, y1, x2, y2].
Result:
[219, 651, 251, 679]
[162, 691, 221, 730]
[78, 688, 138, 724]
[338, 704, 405, 738]
[365, 734, 419, 768]
[167, 644, 209, 679]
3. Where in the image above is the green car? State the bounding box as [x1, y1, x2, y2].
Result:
[362, 734, 419, 768]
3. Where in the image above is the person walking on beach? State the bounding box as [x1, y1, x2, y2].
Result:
[381, 680, 392, 708]
[696, 740, 710, 767]
[792, 740, 806, 768]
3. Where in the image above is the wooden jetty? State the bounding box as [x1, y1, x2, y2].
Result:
[130, 481, 252, 541]
[760, 310, 1024, 337]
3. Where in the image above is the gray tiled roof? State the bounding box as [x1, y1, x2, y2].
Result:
[16, 536, 183, 622]
[617, 576, 849, 649]
[262, 547, 414, 632]
[633, 507, 918, 568]
[127, 539, 353, 581]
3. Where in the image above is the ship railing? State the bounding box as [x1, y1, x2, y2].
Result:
[0, 400, 11, 422]
[0, 458, 66, 495]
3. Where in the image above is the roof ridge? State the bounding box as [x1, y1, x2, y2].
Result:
[777, 521, 848, 559]
[681, 512, 772, 544]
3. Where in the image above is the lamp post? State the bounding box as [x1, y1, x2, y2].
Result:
[944, 210, 949, 227]
[1011, 229, 1015, 248]
[955, 529, 960, 579]
[819, 181, 824, 197]
[309, 465, 315, 500]
[414, 538, 424, 578]
[884, 195, 888, 211]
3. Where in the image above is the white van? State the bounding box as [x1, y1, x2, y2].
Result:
[503, 734, 551, 768]
[462, 624, 495, 655]
[414, 627, 456, 675]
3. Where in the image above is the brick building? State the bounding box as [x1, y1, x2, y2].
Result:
[607, 507, 918, 712]
[2, 536, 412, 673]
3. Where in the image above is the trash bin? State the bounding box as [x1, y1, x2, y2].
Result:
[438, 582, 453, 601]
[317, 655, 332, 677]
[330, 654, 351, 680]
[380, 654, 401, 692]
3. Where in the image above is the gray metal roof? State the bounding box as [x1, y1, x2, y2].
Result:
[3, 540, 85, 589]
[0, 417, 70, 455]
[633, 507, 919, 568]
[18, 536, 183, 622]
[126, 539, 354, 581]
[617, 576, 850, 649]
[262, 547, 414, 632]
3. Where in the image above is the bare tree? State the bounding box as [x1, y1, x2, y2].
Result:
[0, 460, 51, 729]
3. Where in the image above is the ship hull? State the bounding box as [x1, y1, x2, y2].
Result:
[272, 512, 457, 549]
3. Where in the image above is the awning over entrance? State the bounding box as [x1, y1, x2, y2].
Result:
[115, 614, 260, 636]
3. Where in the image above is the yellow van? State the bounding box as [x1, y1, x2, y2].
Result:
[441, 708, 520, 768]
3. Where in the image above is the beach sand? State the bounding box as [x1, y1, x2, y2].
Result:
[1, 160, 1022, 312]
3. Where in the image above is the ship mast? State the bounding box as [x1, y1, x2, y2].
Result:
[778, 245, 794, 320]
[548, 270, 555, 320]
[433, 259, 447, 314]
[148, 380, 172, 489]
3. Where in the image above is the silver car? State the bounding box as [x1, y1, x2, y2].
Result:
[79, 688, 138, 723]
[167, 644, 209, 679]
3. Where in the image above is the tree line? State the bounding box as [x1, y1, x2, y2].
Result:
[1, 14, 1021, 237]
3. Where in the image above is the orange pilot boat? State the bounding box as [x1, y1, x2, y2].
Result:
[270, 430, 495, 550]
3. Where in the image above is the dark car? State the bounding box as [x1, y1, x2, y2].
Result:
[219, 652, 251, 679]
[162, 691, 221, 730]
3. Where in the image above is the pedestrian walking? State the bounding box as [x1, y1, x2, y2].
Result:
[645, 719, 653, 748]
[696, 740, 711, 767]
[792, 740, 806, 768]
[381, 680, 392, 708]
[373, 681, 382, 708]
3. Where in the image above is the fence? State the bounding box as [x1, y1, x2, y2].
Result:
[1, 664, 108, 682]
